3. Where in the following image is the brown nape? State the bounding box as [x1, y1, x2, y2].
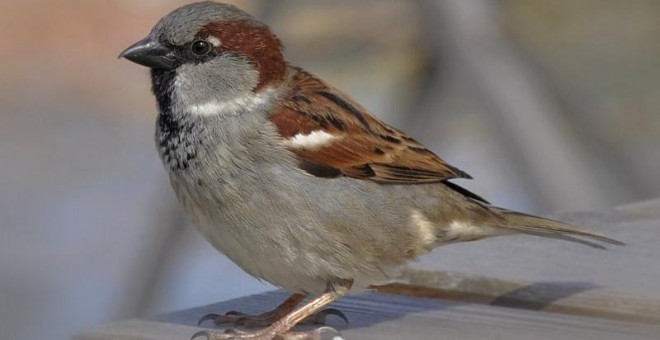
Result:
[201, 20, 287, 91]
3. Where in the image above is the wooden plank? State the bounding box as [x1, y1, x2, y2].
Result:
[375, 269, 660, 324]
[402, 198, 660, 321]
[77, 291, 660, 340]
[412, 198, 660, 296]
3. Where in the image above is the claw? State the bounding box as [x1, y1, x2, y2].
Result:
[304, 308, 349, 326]
[320, 308, 349, 325]
[190, 330, 210, 340]
[198, 313, 220, 326]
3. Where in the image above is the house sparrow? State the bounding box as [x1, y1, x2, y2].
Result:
[120, 2, 622, 339]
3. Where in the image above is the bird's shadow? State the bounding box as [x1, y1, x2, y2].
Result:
[490, 281, 599, 310]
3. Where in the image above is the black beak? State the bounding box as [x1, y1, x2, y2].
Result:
[119, 36, 176, 69]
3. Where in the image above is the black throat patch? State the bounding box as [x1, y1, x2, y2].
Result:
[151, 69, 201, 172]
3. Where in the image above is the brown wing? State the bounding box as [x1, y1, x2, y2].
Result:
[269, 67, 471, 184]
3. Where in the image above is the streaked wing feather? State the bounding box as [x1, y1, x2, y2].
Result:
[269, 67, 471, 184]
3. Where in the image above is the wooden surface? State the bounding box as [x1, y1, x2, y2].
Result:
[79, 291, 660, 340]
[413, 198, 660, 298]
[403, 198, 660, 323]
[77, 199, 660, 340]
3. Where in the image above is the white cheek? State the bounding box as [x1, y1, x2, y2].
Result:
[172, 59, 265, 117]
[284, 130, 341, 150]
[186, 95, 269, 117]
[174, 72, 275, 117]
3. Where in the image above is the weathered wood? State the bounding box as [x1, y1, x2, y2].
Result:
[376, 269, 660, 324]
[402, 198, 660, 323]
[77, 291, 660, 340]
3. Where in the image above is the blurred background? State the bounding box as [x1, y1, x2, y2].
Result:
[1, 0, 659, 339]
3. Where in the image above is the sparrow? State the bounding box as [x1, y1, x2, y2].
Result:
[120, 2, 623, 339]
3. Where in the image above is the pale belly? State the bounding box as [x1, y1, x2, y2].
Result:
[168, 170, 411, 294]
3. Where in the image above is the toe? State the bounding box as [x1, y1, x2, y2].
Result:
[198, 311, 251, 326]
[225, 311, 247, 317]
[278, 327, 344, 340]
[190, 328, 247, 340]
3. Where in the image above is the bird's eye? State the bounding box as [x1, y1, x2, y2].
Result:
[191, 40, 212, 56]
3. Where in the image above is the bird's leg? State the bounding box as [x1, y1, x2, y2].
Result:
[198, 294, 306, 327]
[198, 293, 348, 328]
[193, 279, 352, 340]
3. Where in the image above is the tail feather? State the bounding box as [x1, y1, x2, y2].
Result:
[495, 209, 625, 249]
